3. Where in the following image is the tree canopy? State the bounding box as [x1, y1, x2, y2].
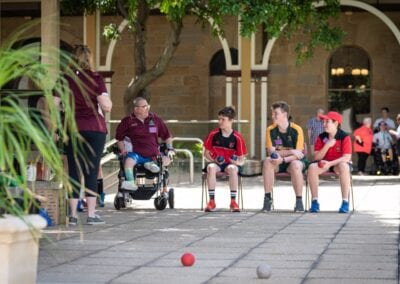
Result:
[62, 0, 345, 112]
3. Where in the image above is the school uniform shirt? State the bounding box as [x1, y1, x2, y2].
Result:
[204, 128, 247, 161]
[65, 69, 108, 133]
[315, 130, 352, 161]
[373, 131, 393, 150]
[265, 122, 304, 151]
[115, 112, 171, 157]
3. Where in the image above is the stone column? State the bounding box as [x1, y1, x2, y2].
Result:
[41, 0, 59, 88]
[240, 36, 252, 155]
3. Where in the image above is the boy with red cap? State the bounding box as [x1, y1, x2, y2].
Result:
[307, 111, 352, 213]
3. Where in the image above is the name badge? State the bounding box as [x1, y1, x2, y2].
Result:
[149, 126, 157, 133]
[275, 138, 282, 145]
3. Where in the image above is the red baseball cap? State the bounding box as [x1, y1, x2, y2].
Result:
[319, 111, 342, 124]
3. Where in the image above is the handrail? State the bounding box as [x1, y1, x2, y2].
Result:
[108, 119, 249, 124]
[171, 137, 205, 169]
[175, 149, 194, 183]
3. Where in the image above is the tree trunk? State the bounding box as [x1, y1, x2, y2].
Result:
[124, 19, 183, 114]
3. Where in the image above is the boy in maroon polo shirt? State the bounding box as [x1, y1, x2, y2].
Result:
[307, 111, 352, 213]
[203, 107, 247, 212]
[115, 97, 174, 190]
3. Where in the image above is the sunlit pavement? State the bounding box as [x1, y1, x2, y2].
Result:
[38, 175, 400, 284]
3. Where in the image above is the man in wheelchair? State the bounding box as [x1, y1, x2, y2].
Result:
[115, 97, 175, 191]
[372, 121, 397, 175]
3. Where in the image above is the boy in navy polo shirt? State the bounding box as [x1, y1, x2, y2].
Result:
[203, 107, 247, 212]
[307, 111, 352, 213]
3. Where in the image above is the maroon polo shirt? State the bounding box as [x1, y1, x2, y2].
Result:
[115, 112, 172, 157]
[65, 69, 108, 133]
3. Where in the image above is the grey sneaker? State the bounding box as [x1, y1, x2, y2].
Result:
[87, 215, 105, 225]
[69, 216, 78, 226]
[144, 161, 160, 173]
[262, 196, 272, 212]
[121, 180, 137, 191]
[294, 199, 304, 212]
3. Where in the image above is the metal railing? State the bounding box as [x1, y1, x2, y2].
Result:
[171, 137, 205, 184]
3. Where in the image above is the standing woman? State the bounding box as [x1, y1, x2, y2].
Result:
[353, 117, 373, 175]
[65, 45, 112, 225]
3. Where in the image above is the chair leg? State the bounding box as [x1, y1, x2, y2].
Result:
[350, 176, 355, 212]
[305, 180, 309, 211]
[239, 177, 244, 211]
[201, 175, 207, 211]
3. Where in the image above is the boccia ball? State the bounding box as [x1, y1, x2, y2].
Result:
[181, 253, 195, 266]
[231, 155, 238, 161]
[270, 152, 279, 159]
[216, 156, 225, 163]
[318, 160, 325, 168]
[256, 263, 272, 279]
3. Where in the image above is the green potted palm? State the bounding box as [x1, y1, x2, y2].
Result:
[0, 24, 80, 284]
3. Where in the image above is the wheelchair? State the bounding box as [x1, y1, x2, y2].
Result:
[113, 144, 174, 210]
[372, 145, 399, 175]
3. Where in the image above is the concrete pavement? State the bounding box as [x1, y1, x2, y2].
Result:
[37, 175, 400, 284]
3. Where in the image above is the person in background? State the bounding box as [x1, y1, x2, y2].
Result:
[353, 117, 373, 175]
[307, 108, 325, 157]
[65, 45, 112, 225]
[307, 111, 352, 213]
[203, 106, 247, 212]
[389, 113, 400, 171]
[262, 101, 306, 212]
[373, 107, 395, 131]
[373, 121, 394, 168]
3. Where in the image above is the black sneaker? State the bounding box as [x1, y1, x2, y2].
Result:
[262, 196, 272, 212]
[87, 215, 105, 225]
[294, 199, 304, 212]
[69, 216, 78, 226]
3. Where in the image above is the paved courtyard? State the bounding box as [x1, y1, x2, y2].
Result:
[38, 175, 400, 284]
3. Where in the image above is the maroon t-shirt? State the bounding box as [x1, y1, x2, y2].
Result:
[65, 69, 108, 133]
[115, 112, 172, 157]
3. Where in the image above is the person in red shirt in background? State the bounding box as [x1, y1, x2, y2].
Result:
[353, 117, 373, 175]
[307, 111, 352, 213]
[203, 106, 247, 212]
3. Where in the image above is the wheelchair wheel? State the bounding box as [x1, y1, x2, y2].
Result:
[154, 195, 168, 210]
[168, 188, 174, 209]
[114, 194, 126, 210]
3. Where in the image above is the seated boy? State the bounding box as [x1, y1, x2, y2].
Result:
[203, 106, 247, 212]
[307, 111, 352, 213]
[115, 97, 174, 190]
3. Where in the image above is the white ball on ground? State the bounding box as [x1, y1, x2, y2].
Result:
[256, 263, 272, 279]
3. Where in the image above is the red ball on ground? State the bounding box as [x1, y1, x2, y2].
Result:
[181, 253, 195, 266]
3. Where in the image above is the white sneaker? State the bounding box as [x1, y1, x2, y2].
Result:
[144, 162, 160, 173]
[121, 180, 137, 191]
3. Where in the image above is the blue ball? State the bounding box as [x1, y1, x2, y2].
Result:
[231, 155, 238, 161]
[216, 156, 225, 163]
[270, 152, 279, 159]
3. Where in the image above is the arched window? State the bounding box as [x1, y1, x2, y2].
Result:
[209, 48, 238, 76]
[328, 46, 371, 119]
